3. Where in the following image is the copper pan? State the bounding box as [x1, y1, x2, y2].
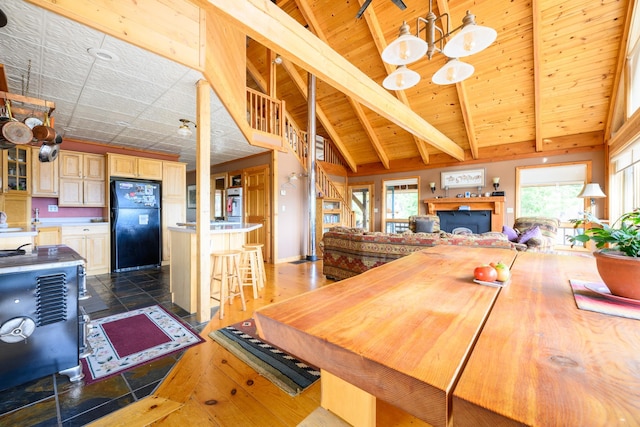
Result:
[0, 100, 33, 146]
[32, 112, 56, 143]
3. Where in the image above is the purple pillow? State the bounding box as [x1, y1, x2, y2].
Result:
[518, 226, 542, 244]
[502, 225, 518, 242]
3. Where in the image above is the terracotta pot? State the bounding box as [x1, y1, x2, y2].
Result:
[593, 251, 640, 300]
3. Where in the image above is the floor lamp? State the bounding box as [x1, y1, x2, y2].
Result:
[577, 183, 606, 218]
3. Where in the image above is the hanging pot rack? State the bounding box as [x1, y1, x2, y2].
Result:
[0, 91, 55, 120]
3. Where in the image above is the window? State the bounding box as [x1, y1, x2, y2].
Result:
[382, 177, 419, 233]
[516, 162, 591, 247]
[610, 140, 640, 221]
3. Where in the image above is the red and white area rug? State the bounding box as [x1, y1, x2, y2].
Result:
[81, 305, 204, 384]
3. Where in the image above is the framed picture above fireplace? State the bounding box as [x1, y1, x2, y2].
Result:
[441, 169, 485, 189]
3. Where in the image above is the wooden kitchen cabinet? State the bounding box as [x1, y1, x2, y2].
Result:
[0, 193, 31, 227]
[161, 161, 186, 263]
[107, 153, 163, 180]
[61, 223, 109, 275]
[162, 161, 186, 199]
[59, 151, 106, 207]
[1, 146, 31, 195]
[31, 146, 59, 196]
[35, 226, 61, 246]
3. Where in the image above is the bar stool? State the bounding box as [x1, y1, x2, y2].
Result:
[243, 243, 266, 284]
[210, 250, 246, 319]
[239, 245, 264, 299]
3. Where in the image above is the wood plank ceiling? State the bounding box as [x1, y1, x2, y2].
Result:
[245, 0, 630, 176]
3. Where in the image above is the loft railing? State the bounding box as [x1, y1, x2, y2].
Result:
[246, 88, 283, 137]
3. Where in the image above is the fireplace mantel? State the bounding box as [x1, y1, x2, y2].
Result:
[424, 196, 506, 232]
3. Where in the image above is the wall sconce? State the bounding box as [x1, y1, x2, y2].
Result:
[281, 172, 298, 190]
[430, 182, 436, 193]
[177, 119, 196, 137]
[492, 177, 500, 191]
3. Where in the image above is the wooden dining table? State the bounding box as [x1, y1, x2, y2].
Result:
[255, 245, 640, 426]
[452, 251, 640, 426]
[255, 245, 518, 427]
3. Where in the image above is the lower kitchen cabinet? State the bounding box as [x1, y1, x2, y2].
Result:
[61, 223, 109, 275]
[35, 226, 61, 246]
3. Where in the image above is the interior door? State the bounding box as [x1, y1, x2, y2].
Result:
[244, 165, 271, 263]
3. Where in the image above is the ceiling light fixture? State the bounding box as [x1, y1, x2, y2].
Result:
[381, 0, 496, 89]
[87, 47, 119, 62]
[177, 119, 196, 137]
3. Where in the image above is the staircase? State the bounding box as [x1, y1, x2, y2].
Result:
[246, 88, 354, 227]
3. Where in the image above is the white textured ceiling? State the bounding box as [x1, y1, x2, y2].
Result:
[0, 0, 267, 171]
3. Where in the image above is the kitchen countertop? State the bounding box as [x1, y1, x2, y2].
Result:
[0, 245, 85, 274]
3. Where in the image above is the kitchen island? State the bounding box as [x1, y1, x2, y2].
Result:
[168, 222, 262, 317]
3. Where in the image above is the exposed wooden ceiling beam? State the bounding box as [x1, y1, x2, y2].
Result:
[246, 59, 267, 93]
[281, 58, 359, 172]
[204, 0, 464, 161]
[358, 0, 430, 165]
[295, 0, 389, 169]
[532, 0, 543, 152]
[437, 0, 479, 159]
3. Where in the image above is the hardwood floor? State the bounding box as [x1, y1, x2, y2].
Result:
[88, 260, 430, 426]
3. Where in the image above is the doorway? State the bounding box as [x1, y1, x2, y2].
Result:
[348, 183, 374, 231]
[244, 165, 272, 263]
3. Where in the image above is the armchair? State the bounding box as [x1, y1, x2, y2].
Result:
[512, 216, 560, 253]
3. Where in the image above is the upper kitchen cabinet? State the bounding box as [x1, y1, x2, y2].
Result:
[107, 154, 163, 180]
[59, 151, 106, 207]
[1, 146, 31, 195]
[31, 146, 59, 197]
[162, 161, 186, 199]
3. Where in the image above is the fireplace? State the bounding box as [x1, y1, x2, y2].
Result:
[437, 210, 492, 234]
[424, 196, 506, 232]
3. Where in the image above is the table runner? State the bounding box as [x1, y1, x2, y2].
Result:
[570, 279, 640, 321]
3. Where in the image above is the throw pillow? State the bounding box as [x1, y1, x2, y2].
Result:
[518, 226, 542, 244]
[502, 225, 519, 242]
[415, 219, 435, 233]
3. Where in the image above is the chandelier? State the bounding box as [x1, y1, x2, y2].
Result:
[381, 0, 496, 89]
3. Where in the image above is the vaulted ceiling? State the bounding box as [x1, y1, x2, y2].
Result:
[1, 0, 633, 175]
[245, 0, 632, 175]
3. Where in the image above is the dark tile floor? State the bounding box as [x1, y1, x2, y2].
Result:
[0, 266, 210, 427]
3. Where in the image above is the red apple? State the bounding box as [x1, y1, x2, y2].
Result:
[474, 265, 498, 282]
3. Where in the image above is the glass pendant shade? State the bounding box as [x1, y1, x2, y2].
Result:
[177, 124, 192, 137]
[381, 23, 428, 65]
[443, 24, 497, 58]
[432, 59, 474, 85]
[383, 65, 421, 90]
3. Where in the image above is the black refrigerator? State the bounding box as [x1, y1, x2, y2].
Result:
[110, 179, 161, 272]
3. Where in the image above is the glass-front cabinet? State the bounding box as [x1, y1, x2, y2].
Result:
[2, 146, 30, 194]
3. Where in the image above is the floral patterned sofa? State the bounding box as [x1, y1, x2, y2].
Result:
[320, 215, 517, 280]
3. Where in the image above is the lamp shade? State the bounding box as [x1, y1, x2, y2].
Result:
[442, 23, 497, 58]
[383, 65, 421, 90]
[577, 183, 606, 198]
[381, 23, 428, 65]
[432, 59, 474, 85]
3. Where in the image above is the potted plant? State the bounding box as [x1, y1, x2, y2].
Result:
[569, 208, 640, 299]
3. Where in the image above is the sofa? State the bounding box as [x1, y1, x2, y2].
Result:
[320, 215, 517, 281]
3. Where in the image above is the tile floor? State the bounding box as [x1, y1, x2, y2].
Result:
[0, 266, 210, 427]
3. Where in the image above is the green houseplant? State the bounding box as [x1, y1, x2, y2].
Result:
[569, 208, 640, 299]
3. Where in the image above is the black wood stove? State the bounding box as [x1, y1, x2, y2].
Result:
[0, 245, 87, 391]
